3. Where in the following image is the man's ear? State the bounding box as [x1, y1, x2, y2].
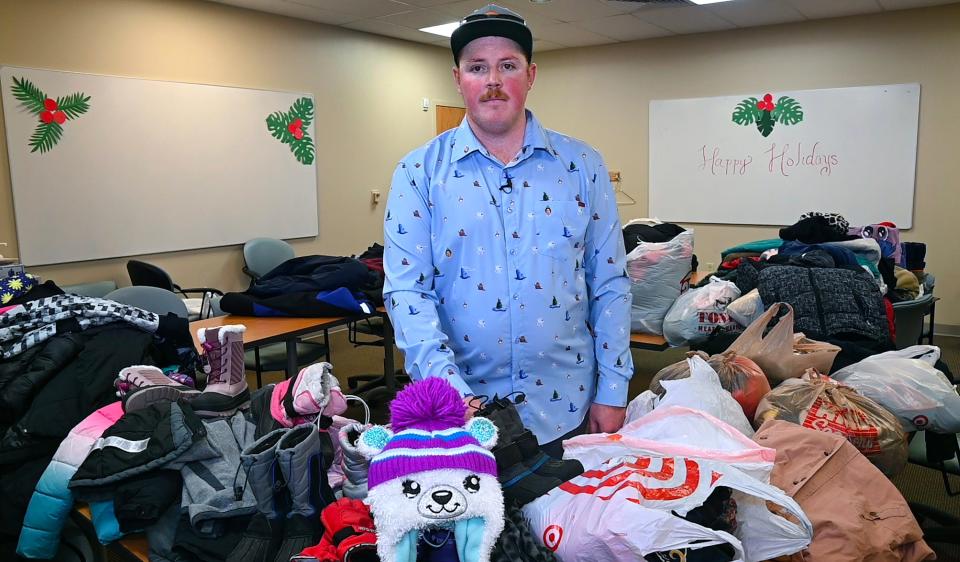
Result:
[527, 62, 537, 91]
[452, 65, 462, 94]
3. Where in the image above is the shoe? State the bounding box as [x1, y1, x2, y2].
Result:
[514, 430, 583, 483]
[192, 325, 251, 417]
[495, 442, 567, 506]
[337, 422, 372, 500]
[118, 365, 201, 413]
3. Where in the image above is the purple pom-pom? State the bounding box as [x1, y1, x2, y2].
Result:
[390, 377, 466, 432]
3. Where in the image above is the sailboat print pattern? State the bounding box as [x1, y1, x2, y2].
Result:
[381, 111, 632, 443]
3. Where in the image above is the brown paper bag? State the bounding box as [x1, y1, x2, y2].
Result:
[727, 302, 840, 383]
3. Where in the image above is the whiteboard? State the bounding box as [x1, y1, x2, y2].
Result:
[1, 66, 319, 266]
[649, 83, 920, 228]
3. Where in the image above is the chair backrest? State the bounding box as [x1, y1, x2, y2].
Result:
[61, 280, 118, 298]
[127, 260, 176, 291]
[106, 286, 189, 318]
[891, 293, 935, 349]
[243, 238, 295, 279]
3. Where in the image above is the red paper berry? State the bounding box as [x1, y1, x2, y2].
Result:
[293, 128, 304, 140]
[40, 111, 54, 124]
[756, 100, 765, 110]
[292, 118, 302, 128]
[44, 98, 58, 111]
[53, 110, 67, 124]
[763, 93, 773, 102]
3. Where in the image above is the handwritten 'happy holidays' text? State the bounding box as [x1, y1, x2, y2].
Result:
[699, 142, 839, 177]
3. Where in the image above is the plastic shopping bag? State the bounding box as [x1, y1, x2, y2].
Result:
[755, 371, 908, 476]
[533, 406, 813, 562]
[662, 277, 742, 346]
[832, 345, 960, 433]
[656, 355, 755, 436]
[727, 288, 765, 327]
[627, 230, 694, 335]
[651, 351, 771, 419]
[727, 302, 840, 383]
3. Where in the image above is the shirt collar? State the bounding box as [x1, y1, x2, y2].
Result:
[450, 109, 557, 163]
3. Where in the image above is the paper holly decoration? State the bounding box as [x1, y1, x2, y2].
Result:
[266, 97, 315, 165]
[10, 76, 91, 153]
[732, 92, 803, 137]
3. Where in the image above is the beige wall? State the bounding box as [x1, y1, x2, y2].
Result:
[529, 4, 960, 328]
[2, 1, 958, 326]
[0, 0, 459, 294]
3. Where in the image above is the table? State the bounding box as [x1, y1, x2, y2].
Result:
[190, 308, 397, 391]
[74, 505, 148, 562]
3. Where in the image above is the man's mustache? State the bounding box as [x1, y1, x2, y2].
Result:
[480, 88, 509, 102]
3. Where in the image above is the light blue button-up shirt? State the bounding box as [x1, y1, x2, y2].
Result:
[383, 111, 633, 443]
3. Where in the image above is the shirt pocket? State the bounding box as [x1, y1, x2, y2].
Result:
[534, 200, 590, 262]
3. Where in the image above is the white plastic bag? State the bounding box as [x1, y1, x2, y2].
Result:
[662, 277, 742, 346]
[626, 230, 694, 335]
[656, 356, 755, 436]
[625, 389, 657, 425]
[533, 406, 813, 562]
[727, 288, 765, 327]
[832, 345, 960, 433]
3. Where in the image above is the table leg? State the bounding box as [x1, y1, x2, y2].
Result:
[286, 339, 298, 379]
[382, 315, 396, 392]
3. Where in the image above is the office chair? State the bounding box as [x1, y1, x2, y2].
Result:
[345, 314, 409, 399]
[62, 280, 118, 298]
[126, 260, 222, 320]
[892, 293, 936, 349]
[907, 430, 959, 545]
[241, 238, 330, 387]
[105, 286, 189, 319]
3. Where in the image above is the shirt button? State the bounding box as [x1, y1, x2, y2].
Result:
[513, 294, 519, 300]
[507, 207, 513, 213]
[510, 249, 516, 255]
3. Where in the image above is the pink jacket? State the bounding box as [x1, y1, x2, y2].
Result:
[754, 420, 934, 562]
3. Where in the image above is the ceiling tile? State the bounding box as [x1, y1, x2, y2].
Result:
[343, 17, 440, 42]
[703, 0, 806, 27]
[497, 0, 637, 22]
[378, 8, 457, 28]
[633, 5, 737, 34]
[533, 39, 567, 53]
[289, 0, 412, 18]
[877, 0, 959, 8]
[255, 0, 358, 25]
[783, 0, 882, 18]
[434, 0, 563, 27]
[404, 0, 465, 6]
[533, 22, 617, 47]
[575, 13, 673, 42]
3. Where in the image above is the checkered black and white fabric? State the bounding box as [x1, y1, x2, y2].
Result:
[0, 294, 160, 358]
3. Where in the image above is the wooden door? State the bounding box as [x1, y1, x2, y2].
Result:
[436, 105, 466, 134]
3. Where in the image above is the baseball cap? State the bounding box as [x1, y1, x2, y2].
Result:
[450, 4, 533, 65]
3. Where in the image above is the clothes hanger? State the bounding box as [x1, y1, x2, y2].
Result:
[609, 172, 637, 207]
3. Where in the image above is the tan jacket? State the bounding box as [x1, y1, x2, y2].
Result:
[754, 420, 935, 562]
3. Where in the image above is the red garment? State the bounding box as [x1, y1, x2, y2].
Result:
[360, 257, 384, 274]
[298, 498, 377, 562]
[884, 297, 896, 342]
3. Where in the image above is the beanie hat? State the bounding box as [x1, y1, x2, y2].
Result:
[451, 4, 533, 65]
[358, 377, 504, 562]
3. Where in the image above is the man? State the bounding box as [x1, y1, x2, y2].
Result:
[383, 4, 633, 455]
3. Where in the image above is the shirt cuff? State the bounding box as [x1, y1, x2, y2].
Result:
[593, 375, 629, 408]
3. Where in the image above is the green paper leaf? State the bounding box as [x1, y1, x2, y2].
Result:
[732, 97, 761, 126]
[29, 121, 63, 153]
[291, 131, 315, 165]
[11, 76, 47, 115]
[55, 92, 92, 120]
[288, 97, 314, 126]
[772, 96, 803, 125]
[756, 110, 775, 137]
[266, 110, 295, 143]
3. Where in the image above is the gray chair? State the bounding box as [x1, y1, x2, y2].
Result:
[907, 430, 959, 545]
[105, 286, 189, 318]
[892, 293, 936, 349]
[61, 280, 118, 298]
[241, 238, 330, 387]
[126, 260, 221, 320]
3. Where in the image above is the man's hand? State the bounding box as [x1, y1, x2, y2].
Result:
[588, 403, 626, 434]
[463, 395, 481, 420]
